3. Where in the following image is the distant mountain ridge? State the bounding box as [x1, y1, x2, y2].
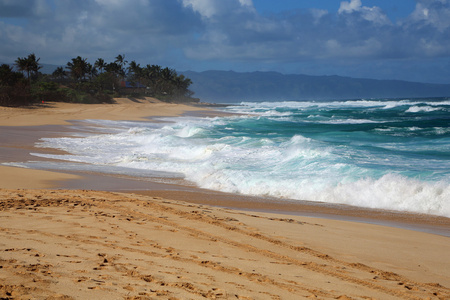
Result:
[3, 61, 449, 103]
[181, 70, 450, 103]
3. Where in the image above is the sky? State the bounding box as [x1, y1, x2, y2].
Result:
[1, 0, 450, 84]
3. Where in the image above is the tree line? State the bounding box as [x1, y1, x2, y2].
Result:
[0, 53, 197, 107]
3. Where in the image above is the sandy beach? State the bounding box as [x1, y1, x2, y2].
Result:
[0, 99, 449, 299]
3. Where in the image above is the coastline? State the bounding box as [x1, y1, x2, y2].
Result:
[0, 97, 214, 188]
[0, 99, 449, 299]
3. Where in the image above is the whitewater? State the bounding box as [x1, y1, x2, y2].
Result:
[19, 98, 450, 217]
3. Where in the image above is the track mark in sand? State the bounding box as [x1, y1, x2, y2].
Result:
[3, 225, 319, 299]
[0, 283, 73, 300]
[0, 230, 215, 299]
[0, 198, 333, 298]
[0, 190, 449, 299]
[0, 195, 441, 299]
[104, 194, 450, 300]
[0, 255, 72, 300]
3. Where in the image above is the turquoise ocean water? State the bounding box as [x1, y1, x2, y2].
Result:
[18, 98, 450, 217]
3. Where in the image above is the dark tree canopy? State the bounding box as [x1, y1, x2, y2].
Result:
[1, 53, 197, 106]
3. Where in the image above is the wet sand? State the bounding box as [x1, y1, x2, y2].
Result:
[0, 99, 449, 299]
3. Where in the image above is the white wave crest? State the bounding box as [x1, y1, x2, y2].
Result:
[188, 169, 450, 217]
[29, 102, 450, 218]
[235, 99, 450, 115]
[406, 106, 440, 113]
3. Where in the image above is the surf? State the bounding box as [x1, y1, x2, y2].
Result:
[22, 98, 450, 217]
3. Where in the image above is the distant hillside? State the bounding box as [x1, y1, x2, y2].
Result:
[181, 70, 450, 103]
[40, 63, 62, 74]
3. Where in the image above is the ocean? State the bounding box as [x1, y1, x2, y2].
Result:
[16, 98, 450, 217]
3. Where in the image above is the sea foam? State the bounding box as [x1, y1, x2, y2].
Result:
[29, 98, 450, 217]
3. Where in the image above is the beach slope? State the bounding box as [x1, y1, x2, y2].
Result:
[0, 189, 449, 299]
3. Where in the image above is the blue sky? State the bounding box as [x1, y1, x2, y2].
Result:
[0, 0, 449, 84]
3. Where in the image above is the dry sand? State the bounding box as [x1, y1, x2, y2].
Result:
[0, 97, 209, 127]
[0, 99, 449, 299]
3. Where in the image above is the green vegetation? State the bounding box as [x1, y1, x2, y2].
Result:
[0, 53, 197, 107]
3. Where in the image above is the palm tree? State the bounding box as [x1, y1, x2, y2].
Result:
[28, 53, 42, 75]
[160, 67, 177, 94]
[52, 66, 67, 82]
[142, 64, 162, 94]
[66, 56, 89, 83]
[174, 74, 192, 96]
[104, 62, 122, 91]
[94, 58, 106, 74]
[115, 54, 127, 67]
[145, 64, 161, 80]
[115, 54, 128, 80]
[128, 60, 140, 75]
[128, 60, 143, 88]
[0, 63, 24, 86]
[15, 57, 27, 76]
[15, 53, 41, 85]
[160, 67, 175, 82]
[105, 62, 121, 77]
[87, 63, 97, 81]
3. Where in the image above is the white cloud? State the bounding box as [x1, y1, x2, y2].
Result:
[239, 0, 253, 6]
[408, 0, 450, 31]
[338, 0, 362, 14]
[310, 8, 328, 21]
[181, 0, 255, 18]
[182, 0, 217, 18]
[338, 0, 390, 25]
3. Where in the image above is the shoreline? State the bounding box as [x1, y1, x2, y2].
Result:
[0, 99, 449, 236]
[1, 120, 449, 237]
[1, 99, 449, 299]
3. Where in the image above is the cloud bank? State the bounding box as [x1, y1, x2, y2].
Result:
[0, 0, 449, 83]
